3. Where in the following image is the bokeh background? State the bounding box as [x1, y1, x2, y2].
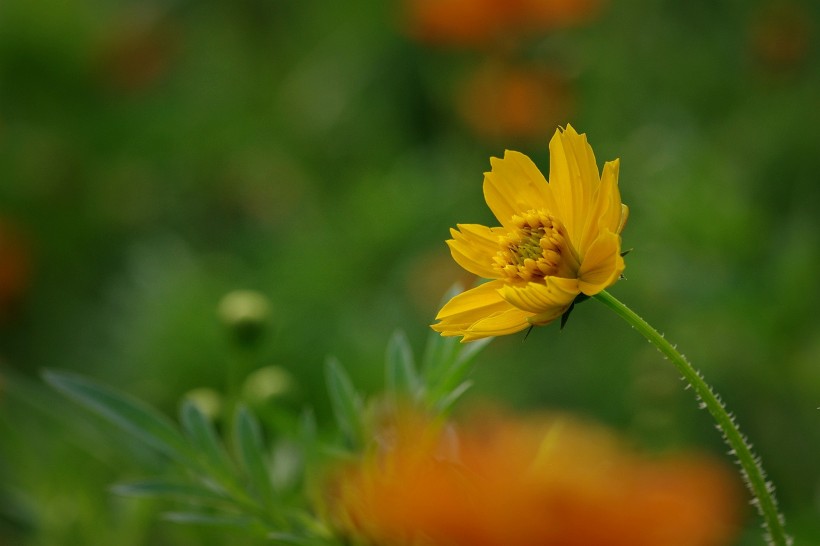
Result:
[1, 0, 819, 544]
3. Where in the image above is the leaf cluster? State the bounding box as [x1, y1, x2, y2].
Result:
[326, 287, 491, 451]
[41, 289, 490, 543]
[43, 371, 325, 544]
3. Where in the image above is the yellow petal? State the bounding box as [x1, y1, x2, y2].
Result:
[617, 203, 629, 235]
[597, 159, 625, 236]
[578, 158, 622, 253]
[548, 125, 600, 249]
[446, 224, 505, 279]
[483, 150, 559, 228]
[432, 280, 531, 342]
[577, 230, 624, 295]
[458, 307, 533, 342]
[434, 280, 510, 322]
[498, 277, 579, 319]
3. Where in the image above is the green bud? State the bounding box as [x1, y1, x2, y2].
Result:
[183, 387, 223, 421]
[217, 290, 271, 347]
[242, 365, 294, 405]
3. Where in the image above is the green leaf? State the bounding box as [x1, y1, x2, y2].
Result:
[233, 405, 275, 506]
[385, 330, 420, 401]
[422, 332, 490, 413]
[324, 356, 363, 449]
[43, 370, 192, 463]
[452, 336, 491, 371]
[421, 333, 458, 384]
[267, 532, 323, 545]
[162, 511, 255, 528]
[111, 479, 236, 508]
[299, 408, 317, 443]
[179, 400, 235, 480]
[434, 380, 473, 415]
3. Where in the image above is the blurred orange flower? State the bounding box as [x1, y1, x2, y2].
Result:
[403, 0, 605, 47]
[95, 6, 178, 93]
[0, 217, 32, 323]
[520, 0, 605, 30]
[749, 1, 811, 73]
[458, 62, 573, 141]
[325, 410, 740, 546]
[403, 0, 511, 46]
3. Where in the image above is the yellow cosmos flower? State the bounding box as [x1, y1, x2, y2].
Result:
[432, 125, 628, 341]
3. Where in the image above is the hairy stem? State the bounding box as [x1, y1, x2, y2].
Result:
[594, 290, 790, 546]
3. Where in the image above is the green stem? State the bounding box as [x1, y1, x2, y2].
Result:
[594, 290, 790, 546]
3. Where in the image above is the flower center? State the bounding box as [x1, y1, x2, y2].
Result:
[493, 209, 580, 282]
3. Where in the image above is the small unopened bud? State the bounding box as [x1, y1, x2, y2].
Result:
[218, 290, 271, 347]
[183, 387, 223, 421]
[242, 365, 294, 405]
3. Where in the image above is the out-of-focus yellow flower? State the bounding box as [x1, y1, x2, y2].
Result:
[432, 125, 628, 341]
[324, 409, 740, 546]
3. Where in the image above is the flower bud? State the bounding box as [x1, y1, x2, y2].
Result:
[242, 365, 294, 405]
[217, 290, 271, 347]
[182, 387, 223, 421]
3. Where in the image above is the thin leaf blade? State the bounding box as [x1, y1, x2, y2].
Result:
[43, 370, 191, 463]
[163, 511, 255, 528]
[179, 399, 235, 480]
[422, 285, 464, 384]
[111, 479, 236, 508]
[233, 405, 275, 507]
[423, 333, 490, 412]
[385, 330, 420, 400]
[324, 357, 363, 449]
[434, 380, 473, 415]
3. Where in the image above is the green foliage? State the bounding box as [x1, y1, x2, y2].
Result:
[420, 287, 492, 414]
[324, 357, 365, 451]
[38, 321, 489, 543]
[110, 480, 236, 508]
[385, 330, 421, 403]
[423, 335, 490, 415]
[385, 325, 487, 414]
[41, 370, 319, 540]
[326, 322, 491, 444]
[233, 406, 276, 509]
[179, 399, 236, 484]
[43, 370, 194, 464]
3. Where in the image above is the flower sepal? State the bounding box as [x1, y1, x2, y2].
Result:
[559, 292, 590, 330]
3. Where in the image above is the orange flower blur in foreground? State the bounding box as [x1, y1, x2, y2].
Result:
[432, 125, 628, 341]
[327, 411, 740, 546]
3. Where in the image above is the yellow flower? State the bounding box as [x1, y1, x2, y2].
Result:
[323, 409, 741, 546]
[432, 125, 628, 341]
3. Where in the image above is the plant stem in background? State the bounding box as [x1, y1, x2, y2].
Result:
[593, 290, 790, 546]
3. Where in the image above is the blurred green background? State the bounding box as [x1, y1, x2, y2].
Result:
[1, 0, 819, 544]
